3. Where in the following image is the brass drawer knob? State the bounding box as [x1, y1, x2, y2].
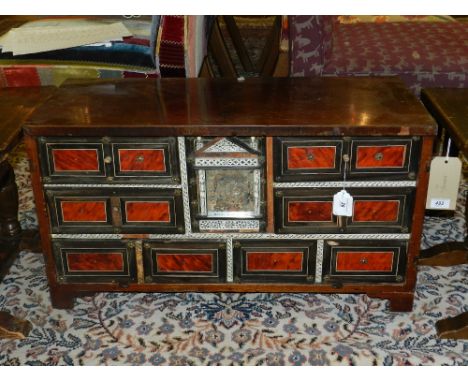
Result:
[135, 155, 145, 162]
[104, 156, 112, 164]
[360, 258, 369, 265]
[306, 152, 314, 161]
[374, 152, 384, 161]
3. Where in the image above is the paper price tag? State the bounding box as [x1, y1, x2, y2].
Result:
[333, 190, 353, 217]
[425, 157, 462, 210]
[429, 198, 451, 209]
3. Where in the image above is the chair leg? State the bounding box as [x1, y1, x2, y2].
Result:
[207, 17, 237, 78]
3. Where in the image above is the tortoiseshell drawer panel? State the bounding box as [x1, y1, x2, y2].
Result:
[274, 189, 339, 234]
[234, 240, 316, 283]
[46, 192, 113, 233]
[40, 139, 106, 179]
[111, 138, 179, 182]
[274, 137, 344, 181]
[143, 241, 226, 283]
[123, 201, 171, 223]
[119, 192, 184, 234]
[54, 240, 136, 283]
[60, 200, 109, 223]
[118, 149, 166, 172]
[335, 251, 394, 272]
[322, 240, 407, 283]
[349, 138, 419, 179]
[345, 188, 414, 233]
[353, 200, 399, 222]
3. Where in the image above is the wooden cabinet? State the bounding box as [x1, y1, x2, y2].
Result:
[23, 77, 436, 311]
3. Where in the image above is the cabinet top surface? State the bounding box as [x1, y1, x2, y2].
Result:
[24, 77, 436, 137]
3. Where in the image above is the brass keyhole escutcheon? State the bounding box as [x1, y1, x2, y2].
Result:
[374, 152, 384, 161]
[360, 258, 368, 264]
[104, 156, 112, 164]
[307, 152, 314, 161]
[135, 155, 145, 162]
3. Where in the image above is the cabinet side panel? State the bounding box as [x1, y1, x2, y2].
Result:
[406, 136, 434, 289]
[24, 134, 57, 287]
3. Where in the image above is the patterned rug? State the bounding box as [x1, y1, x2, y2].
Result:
[0, 145, 467, 366]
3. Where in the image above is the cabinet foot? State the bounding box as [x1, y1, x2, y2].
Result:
[50, 289, 76, 310]
[368, 292, 414, 312]
[0, 311, 32, 340]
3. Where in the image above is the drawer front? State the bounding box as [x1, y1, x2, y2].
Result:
[349, 138, 419, 179]
[111, 138, 179, 181]
[234, 240, 315, 282]
[322, 240, 407, 283]
[40, 139, 106, 179]
[46, 191, 114, 233]
[143, 241, 226, 283]
[46, 189, 184, 234]
[275, 188, 413, 234]
[345, 188, 414, 233]
[274, 189, 339, 234]
[39, 137, 179, 183]
[274, 137, 344, 181]
[119, 190, 184, 234]
[54, 240, 136, 283]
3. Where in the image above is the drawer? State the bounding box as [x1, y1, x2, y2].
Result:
[40, 139, 106, 179]
[349, 138, 419, 179]
[111, 138, 179, 182]
[345, 188, 414, 233]
[46, 189, 184, 234]
[53, 240, 136, 283]
[322, 240, 407, 283]
[274, 188, 339, 234]
[274, 188, 414, 234]
[143, 241, 226, 283]
[233, 240, 315, 283]
[274, 137, 344, 181]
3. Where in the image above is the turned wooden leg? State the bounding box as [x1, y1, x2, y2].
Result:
[0, 162, 21, 238]
[0, 161, 36, 339]
[0, 160, 22, 279]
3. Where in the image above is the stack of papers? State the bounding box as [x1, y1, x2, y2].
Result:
[0, 19, 132, 55]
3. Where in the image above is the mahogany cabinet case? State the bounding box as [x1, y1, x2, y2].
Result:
[23, 77, 436, 311]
